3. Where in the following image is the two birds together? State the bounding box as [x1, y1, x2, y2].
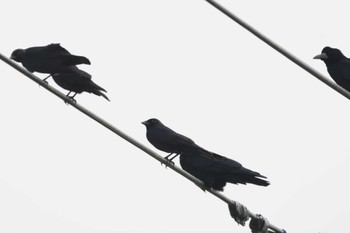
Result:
[11, 44, 109, 101]
[142, 118, 270, 191]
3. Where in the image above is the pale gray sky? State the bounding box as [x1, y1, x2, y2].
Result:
[1, 1, 350, 233]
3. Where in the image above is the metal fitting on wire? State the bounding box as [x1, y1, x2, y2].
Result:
[228, 202, 249, 226]
[249, 214, 269, 233]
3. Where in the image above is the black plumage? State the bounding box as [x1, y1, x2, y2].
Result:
[314, 46, 350, 92]
[52, 66, 109, 101]
[142, 118, 214, 161]
[180, 151, 270, 191]
[10, 43, 90, 74]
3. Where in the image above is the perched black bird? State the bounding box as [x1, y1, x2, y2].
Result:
[314, 46, 350, 92]
[142, 118, 215, 161]
[180, 151, 270, 191]
[52, 66, 109, 101]
[11, 43, 90, 81]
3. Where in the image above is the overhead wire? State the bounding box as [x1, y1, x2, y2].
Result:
[204, 0, 350, 100]
[0, 53, 285, 233]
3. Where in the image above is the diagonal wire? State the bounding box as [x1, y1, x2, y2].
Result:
[0, 52, 285, 233]
[205, 0, 350, 101]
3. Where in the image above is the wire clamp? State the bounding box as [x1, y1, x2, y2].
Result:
[228, 202, 249, 226]
[249, 214, 270, 233]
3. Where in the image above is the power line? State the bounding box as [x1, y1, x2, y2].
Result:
[1, 52, 285, 233]
[204, 0, 350, 101]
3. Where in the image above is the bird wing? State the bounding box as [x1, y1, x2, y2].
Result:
[160, 126, 216, 159]
[47, 43, 71, 55]
[181, 152, 241, 171]
[181, 152, 266, 178]
[173, 133, 196, 147]
[59, 66, 92, 79]
[73, 67, 92, 79]
[159, 125, 196, 148]
[333, 59, 350, 80]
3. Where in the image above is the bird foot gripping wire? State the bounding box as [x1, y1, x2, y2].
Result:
[63, 91, 77, 105]
[42, 74, 51, 85]
[38, 75, 50, 87]
[194, 182, 206, 192]
[64, 96, 77, 105]
[161, 158, 175, 167]
[228, 202, 249, 226]
[41, 79, 49, 85]
[161, 153, 178, 167]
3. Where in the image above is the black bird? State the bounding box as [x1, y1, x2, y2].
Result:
[52, 66, 109, 101]
[314, 46, 350, 92]
[11, 43, 90, 81]
[180, 151, 270, 191]
[142, 118, 215, 162]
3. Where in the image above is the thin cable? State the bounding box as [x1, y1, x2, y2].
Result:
[0, 53, 285, 233]
[205, 0, 350, 101]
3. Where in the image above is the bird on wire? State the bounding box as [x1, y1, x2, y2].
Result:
[180, 151, 270, 191]
[52, 66, 109, 102]
[10, 43, 90, 82]
[142, 118, 215, 164]
[314, 46, 350, 92]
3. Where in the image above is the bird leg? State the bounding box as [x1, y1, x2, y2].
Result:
[164, 153, 174, 160]
[64, 92, 77, 104]
[194, 182, 207, 192]
[161, 153, 176, 167]
[71, 93, 78, 99]
[168, 153, 179, 161]
[42, 74, 51, 84]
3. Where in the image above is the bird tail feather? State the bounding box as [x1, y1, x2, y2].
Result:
[227, 175, 270, 186]
[63, 55, 91, 65]
[92, 90, 110, 101]
[100, 92, 110, 101]
[245, 176, 270, 186]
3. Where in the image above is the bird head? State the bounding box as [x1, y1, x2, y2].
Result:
[10, 49, 25, 62]
[313, 46, 346, 64]
[142, 118, 161, 129]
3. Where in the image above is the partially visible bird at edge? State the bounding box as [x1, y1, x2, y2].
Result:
[314, 46, 350, 92]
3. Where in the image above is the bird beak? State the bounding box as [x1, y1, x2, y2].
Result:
[142, 121, 148, 126]
[313, 53, 328, 60]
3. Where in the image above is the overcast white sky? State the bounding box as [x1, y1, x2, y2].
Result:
[1, 1, 350, 232]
